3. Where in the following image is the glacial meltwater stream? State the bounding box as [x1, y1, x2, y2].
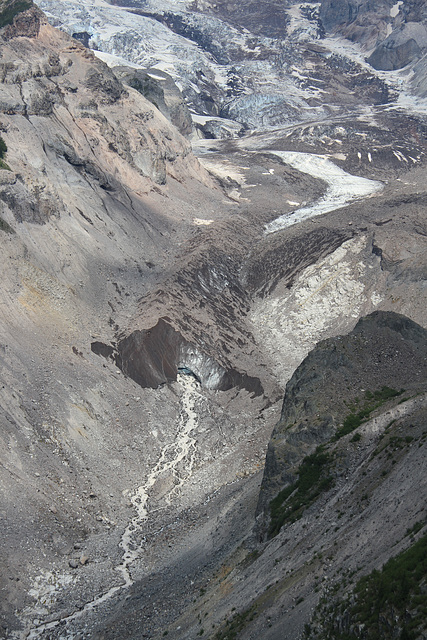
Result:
[26, 373, 200, 639]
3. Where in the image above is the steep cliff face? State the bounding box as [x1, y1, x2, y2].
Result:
[319, 0, 393, 46]
[367, 21, 427, 70]
[111, 65, 194, 137]
[319, 0, 427, 71]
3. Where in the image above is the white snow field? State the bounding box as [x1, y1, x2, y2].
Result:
[264, 151, 383, 233]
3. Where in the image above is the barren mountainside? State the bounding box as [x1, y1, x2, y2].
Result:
[0, 0, 426, 639]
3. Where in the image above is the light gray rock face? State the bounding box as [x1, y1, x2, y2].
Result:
[368, 21, 427, 69]
[411, 54, 427, 96]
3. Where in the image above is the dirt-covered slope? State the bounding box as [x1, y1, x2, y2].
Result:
[1, 2, 427, 639]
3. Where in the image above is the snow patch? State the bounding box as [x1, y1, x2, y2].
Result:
[264, 151, 383, 233]
[93, 50, 144, 69]
[390, 1, 403, 18]
[147, 72, 168, 81]
[193, 218, 214, 225]
[197, 157, 247, 185]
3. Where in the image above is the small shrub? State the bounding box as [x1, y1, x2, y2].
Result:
[0, 0, 33, 28]
[0, 136, 11, 170]
[269, 446, 334, 537]
[336, 387, 403, 439]
[313, 535, 427, 638]
[0, 136, 6, 158]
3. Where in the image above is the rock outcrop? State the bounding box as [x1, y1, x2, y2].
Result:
[109, 66, 194, 137]
[257, 311, 427, 518]
[368, 21, 427, 70]
[319, 0, 427, 71]
[0, 1, 208, 205]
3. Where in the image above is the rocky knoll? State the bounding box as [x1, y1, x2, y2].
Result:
[257, 310, 427, 520]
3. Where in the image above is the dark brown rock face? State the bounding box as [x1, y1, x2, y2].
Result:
[114, 318, 264, 395]
[116, 318, 182, 389]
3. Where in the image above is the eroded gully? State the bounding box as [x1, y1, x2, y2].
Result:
[25, 373, 200, 639]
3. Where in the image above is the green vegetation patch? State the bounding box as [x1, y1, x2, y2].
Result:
[335, 387, 403, 439]
[0, 136, 6, 158]
[0, 0, 33, 28]
[269, 446, 334, 537]
[214, 604, 259, 640]
[311, 532, 427, 639]
[405, 520, 425, 538]
[0, 136, 10, 170]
